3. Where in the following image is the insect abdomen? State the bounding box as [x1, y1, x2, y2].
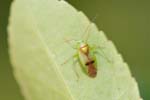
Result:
[86, 60, 97, 78]
[78, 50, 97, 78]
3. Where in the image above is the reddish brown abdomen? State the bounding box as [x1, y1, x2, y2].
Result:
[88, 64, 97, 78]
[86, 60, 97, 78]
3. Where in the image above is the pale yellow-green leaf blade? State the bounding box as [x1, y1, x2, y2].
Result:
[8, 0, 142, 100]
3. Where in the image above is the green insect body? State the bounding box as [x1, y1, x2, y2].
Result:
[75, 41, 97, 78]
[64, 38, 110, 78]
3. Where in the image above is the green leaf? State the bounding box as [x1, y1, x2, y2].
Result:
[8, 0, 142, 100]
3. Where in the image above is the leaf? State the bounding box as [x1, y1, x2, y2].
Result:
[8, 0, 142, 100]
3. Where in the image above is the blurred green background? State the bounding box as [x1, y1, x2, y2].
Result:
[0, 0, 149, 100]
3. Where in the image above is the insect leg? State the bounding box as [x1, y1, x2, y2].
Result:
[64, 38, 77, 49]
[61, 56, 73, 65]
[91, 45, 112, 63]
[61, 53, 78, 65]
[72, 55, 80, 81]
[61, 53, 80, 81]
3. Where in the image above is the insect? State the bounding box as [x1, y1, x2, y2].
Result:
[75, 40, 97, 78]
[62, 15, 110, 78]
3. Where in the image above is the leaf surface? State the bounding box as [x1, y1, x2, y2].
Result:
[8, 0, 142, 100]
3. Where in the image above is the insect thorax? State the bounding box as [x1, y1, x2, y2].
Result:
[79, 42, 89, 55]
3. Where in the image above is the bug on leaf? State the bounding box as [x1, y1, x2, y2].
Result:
[63, 15, 110, 78]
[76, 41, 97, 78]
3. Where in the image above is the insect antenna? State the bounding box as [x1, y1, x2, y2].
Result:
[82, 14, 99, 43]
[64, 38, 78, 49]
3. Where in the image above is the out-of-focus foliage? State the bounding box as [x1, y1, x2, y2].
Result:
[0, 0, 150, 100]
